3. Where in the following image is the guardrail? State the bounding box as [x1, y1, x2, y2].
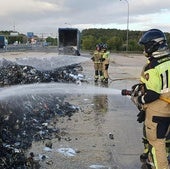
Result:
[0, 44, 32, 52]
[0, 44, 52, 53]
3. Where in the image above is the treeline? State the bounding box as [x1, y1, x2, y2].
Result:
[81, 28, 170, 52]
[1, 29, 170, 52]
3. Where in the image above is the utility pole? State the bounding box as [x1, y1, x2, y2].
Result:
[120, 0, 129, 52]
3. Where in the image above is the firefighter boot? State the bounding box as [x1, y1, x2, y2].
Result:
[103, 78, 108, 84]
[94, 77, 98, 83]
[94, 70, 99, 83]
[99, 71, 104, 82]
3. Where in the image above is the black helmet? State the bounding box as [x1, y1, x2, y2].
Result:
[102, 43, 108, 49]
[139, 29, 168, 57]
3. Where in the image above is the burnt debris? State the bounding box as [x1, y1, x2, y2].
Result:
[0, 58, 85, 168]
[0, 58, 85, 86]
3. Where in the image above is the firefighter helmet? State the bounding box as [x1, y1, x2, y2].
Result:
[139, 29, 168, 57]
[102, 43, 108, 49]
[96, 43, 102, 51]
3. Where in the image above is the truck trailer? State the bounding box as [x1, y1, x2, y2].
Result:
[58, 28, 80, 56]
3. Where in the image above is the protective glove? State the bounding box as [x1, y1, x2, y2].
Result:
[99, 58, 103, 62]
[91, 57, 94, 61]
[142, 137, 149, 144]
[137, 110, 145, 123]
[131, 83, 145, 96]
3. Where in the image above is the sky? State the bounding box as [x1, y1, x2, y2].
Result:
[0, 0, 170, 37]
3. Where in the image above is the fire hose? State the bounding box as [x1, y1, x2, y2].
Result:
[121, 86, 170, 123]
[121, 88, 170, 104]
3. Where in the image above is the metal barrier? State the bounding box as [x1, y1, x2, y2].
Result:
[0, 44, 58, 53]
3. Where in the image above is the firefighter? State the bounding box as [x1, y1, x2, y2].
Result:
[101, 43, 110, 84]
[131, 29, 170, 169]
[91, 43, 104, 83]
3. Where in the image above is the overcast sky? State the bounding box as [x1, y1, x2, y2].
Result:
[0, 0, 170, 37]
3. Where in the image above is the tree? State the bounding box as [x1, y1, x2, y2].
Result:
[82, 35, 96, 50]
[46, 37, 57, 46]
[107, 36, 123, 51]
[81, 28, 146, 52]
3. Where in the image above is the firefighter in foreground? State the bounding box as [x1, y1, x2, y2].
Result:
[91, 44, 104, 83]
[131, 29, 170, 169]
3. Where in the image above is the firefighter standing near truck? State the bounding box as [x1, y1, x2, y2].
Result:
[101, 44, 110, 84]
[131, 29, 170, 169]
[91, 43, 104, 83]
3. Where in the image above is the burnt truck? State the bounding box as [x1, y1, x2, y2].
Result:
[58, 28, 81, 56]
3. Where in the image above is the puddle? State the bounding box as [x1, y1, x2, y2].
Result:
[89, 164, 109, 169]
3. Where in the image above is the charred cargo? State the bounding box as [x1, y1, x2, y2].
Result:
[58, 28, 80, 56]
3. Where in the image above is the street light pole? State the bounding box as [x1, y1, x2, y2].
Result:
[120, 0, 129, 52]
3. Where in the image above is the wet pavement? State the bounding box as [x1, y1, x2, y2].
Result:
[0, 52, 147, 169]
[0, 54, 86, 168]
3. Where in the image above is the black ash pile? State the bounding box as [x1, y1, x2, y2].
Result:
[0, 58, 85, 86]
[0, 58, 85, 168]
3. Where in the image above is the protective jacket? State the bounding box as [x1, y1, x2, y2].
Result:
[93, 50, 103, 63]
[139, 53, 170, 169]
[102, 51, 110, 64]
[139, 54, 170, 104]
